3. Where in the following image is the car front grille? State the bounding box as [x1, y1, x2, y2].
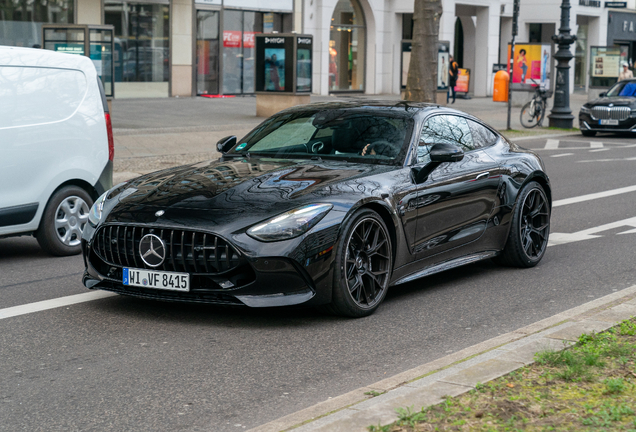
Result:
[93, 224, 241, 274]
[591, 106, 631, 121]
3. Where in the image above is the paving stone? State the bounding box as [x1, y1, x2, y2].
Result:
[626, 297, 636, 306]
[592, 304, 636, 323]
[545, 320, 614, 341]
[438, 359, 524, 388]
[495, 337, 574, 365]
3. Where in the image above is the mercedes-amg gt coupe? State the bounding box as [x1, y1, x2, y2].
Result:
[82, 101, 551, 317]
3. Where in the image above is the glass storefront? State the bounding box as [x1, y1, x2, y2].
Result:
[198, 8, 290, 95]
[196, 10, 220, 95]
[329, 0, 365, 92]
[0, 0, 74, 47]
[105, 1, 170, 98]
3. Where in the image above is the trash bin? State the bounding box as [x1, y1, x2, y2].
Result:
[493, 70, 509, 102]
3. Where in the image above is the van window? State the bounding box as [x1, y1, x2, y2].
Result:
[0, 66, 87, 129]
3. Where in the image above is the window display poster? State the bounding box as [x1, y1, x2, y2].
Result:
[438, 51, 449, 90]
[265, 48, 285, 91]
[454, 68, 470, 93]
[507, 43, 551, 88]
[592, 52, 620, 77]
[297, 48, 311, 92]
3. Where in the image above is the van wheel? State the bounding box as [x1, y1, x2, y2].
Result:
[37, 186, 93, 256]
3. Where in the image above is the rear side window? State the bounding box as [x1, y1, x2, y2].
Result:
[0, 66, 87, 129]
[418, 115, 474, 163]
[467, 119, 498, 149]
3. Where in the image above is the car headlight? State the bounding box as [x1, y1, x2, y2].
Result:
[88, 192, 108, 227]
[580, 106, 591, 114]
[247, 203, 333, 242]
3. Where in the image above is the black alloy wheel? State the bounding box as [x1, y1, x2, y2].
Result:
[495, 181, 550, 268]
[324, 208, 393, 317]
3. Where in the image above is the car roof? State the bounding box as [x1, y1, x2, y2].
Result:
[0, 45, 95, 74]
[279, 100, 441, 117]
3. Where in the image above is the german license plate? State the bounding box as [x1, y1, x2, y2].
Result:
[123, 268, 190, 292]
[600, 119, 619, 125]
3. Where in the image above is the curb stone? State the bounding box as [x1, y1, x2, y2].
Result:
[247, 284, 636, 432]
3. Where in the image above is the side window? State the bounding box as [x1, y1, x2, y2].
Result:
[467, 119, 498, 149]
[418, 115, 474, 163]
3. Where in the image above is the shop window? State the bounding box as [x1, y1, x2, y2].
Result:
[220, 10, 290, 94]
[402, 14, 413, 40]
[196, 10, 220, 95]
[529, 24, 542, 43]
[329, 0, 366, 92]
[105, 1, 170, 98]
[0, 0, 74, 47]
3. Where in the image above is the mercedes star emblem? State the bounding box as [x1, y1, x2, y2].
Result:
[139, 234, 166, 267]
[155, 210, 165, 217]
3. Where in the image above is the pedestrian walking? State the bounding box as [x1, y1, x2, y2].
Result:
[619, 62, 633, 81]
[448, 55, 459, 103]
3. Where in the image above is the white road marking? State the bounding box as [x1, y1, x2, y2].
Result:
[553, 184, 636, 207]
[590, 141, 604, 148]
[544, 139, 559, 149]
[549, 216, 636, 247]
[551, 153, 573, 158]
[589, 148, 610, 152]
[0, 291, 116, 320]
[579, 157, 636, 163]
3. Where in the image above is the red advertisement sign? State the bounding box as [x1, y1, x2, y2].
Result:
[223, 31, 242, 48]
[243, 32, 257, 49]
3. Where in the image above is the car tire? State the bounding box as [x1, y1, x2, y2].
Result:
[322, 208, 393, 317]
[37, 186, 93, 256]
[495, 181, 550, 268]
[581, 130, 597, 137]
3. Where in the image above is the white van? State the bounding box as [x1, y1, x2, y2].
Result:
[0, 46, 113, 256]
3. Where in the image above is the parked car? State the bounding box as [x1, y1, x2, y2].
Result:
[82, 101, 551, 317]
[0, 46, 114, 256]
[579, 79, 636, 136]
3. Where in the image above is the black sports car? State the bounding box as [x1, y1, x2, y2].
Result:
[579, 79, 636, 136]
[82, 101, 551, 317]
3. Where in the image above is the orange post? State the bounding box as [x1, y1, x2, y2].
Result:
[493, 70, 509, 102]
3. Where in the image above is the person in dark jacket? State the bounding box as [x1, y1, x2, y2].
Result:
[448, 55, 459, 103]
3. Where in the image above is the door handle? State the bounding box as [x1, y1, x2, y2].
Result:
[475, 172, 490, 181]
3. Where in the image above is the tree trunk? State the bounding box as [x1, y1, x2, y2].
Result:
[404, 0, 443, 102]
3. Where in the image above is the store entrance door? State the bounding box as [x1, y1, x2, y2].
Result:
[196, 10, 220, 95]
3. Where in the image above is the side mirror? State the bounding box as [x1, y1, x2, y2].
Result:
[429, 143, 464, 163]
[216, 135, 237, 154]
[599, 92, 607, 97]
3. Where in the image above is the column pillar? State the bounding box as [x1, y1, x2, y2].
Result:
[171, 0, 194, 97]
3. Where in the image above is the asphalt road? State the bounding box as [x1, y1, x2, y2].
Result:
[1, 133, 635, 431]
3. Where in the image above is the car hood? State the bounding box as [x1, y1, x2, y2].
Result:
[104, 157, 395, 228]
[587, 96, 636, 107]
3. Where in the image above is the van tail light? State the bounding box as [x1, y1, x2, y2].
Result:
[105, 112, 114, 161]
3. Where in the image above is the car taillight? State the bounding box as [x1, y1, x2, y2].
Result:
[105, 112, 114, 161]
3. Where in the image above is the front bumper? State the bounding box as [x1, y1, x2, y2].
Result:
[579, 112, 636, 133]
[81, 222, 340, 308]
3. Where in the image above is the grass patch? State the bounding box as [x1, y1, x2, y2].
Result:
[370, 318, 636, 431]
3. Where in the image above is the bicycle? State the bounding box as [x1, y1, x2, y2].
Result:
[520, 79, 552, 128]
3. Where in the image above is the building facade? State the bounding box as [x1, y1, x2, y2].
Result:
[2, 0, 636, 98]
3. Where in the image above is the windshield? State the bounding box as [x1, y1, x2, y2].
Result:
[606, 81, 636, 97]
[231, 109, 414, 165]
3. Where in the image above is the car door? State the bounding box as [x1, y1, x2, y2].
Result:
[412, 114, 500, 259]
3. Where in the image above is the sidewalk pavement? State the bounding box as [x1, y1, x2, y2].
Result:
[248, 285, 636, 432]
[110, 93, 587, 184]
